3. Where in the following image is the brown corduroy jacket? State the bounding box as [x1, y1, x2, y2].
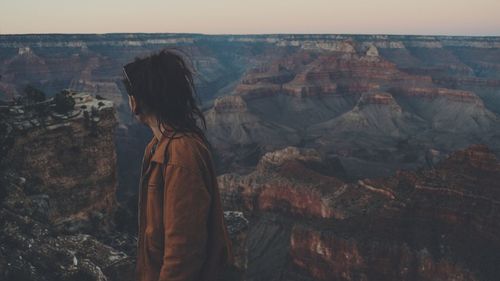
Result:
[135, 131, 234, 281]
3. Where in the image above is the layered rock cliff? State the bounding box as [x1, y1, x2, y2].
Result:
[205, 45, 499, 178]
[205, 95, 300, 173]
[218, 144, 500, 281]
[0, 92, 139, 281]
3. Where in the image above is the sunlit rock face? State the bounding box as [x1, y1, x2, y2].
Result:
[219, 144, 500, 281]
[288, 145, 500, 281]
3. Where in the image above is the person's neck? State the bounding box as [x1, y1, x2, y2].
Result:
[146, 117, 174, 141]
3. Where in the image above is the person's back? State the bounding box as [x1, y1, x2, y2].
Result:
[122, 48, 235, 281]
[136, 131, 234, 281]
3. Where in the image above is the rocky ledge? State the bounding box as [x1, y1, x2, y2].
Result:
[219, 144, 500, 281]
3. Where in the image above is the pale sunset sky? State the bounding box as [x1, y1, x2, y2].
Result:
[0, 0, 499, 36]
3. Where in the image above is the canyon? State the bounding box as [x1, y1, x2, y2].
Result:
[1, 33, 500, 280]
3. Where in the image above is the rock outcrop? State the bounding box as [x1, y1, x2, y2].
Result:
[0, 171, 135, 281]
[219, 144, 500, 281]
[0, 93, 138, 281]
[218, 146, 348, 219]
[2, 91, 118, 234]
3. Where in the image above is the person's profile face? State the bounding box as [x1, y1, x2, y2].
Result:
[128, 94, 144, 123]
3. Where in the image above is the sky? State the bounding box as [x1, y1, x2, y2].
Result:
[0, 0, 499, 36]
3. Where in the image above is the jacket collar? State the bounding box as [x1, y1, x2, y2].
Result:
[149, 131, 187, 164]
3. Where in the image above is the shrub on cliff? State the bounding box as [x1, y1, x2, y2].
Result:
[54, 91, 75, 114]
[23, 84, 46, 104]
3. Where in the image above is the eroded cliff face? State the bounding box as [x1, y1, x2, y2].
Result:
[206, 44, 500, 178]
[0, 93, 139, 281]
[5, 107, 117, 232]
[289, 145, 500, 281]
[219, 145, 500, 281]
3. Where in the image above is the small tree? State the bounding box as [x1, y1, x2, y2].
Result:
[83, 110, 90, 128]
[89, 105, 99, 136]
[54, 91, 75, 114]
[90, 105, 98, 117]
[34, 102, 50, 126]
[23, 84, 46, 104]
[12, 95, 24, 105]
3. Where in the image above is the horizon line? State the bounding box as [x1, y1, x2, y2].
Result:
[1, 31, 500, 38]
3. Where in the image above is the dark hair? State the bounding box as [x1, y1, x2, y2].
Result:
[121, 47, 212, 151]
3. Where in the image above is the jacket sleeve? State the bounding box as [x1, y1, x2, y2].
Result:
[158, 164, 211, 281]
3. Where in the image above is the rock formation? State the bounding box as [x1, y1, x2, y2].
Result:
[203, 45, 499, 178]
[0, 170, 135, 281]
[0, 93, 138, 281]
[2, 91, 118, 234]
[219, 144, 500, 281]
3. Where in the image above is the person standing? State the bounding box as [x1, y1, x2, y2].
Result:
[122, 48, 234, 281]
